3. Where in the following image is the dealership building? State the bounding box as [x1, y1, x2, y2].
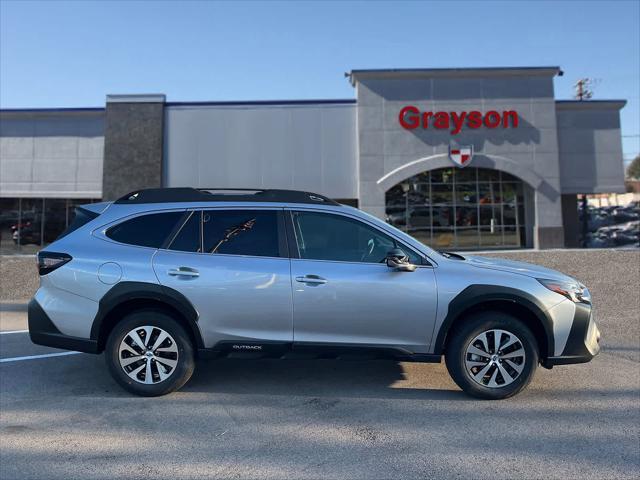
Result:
[0, 66, 627, 253]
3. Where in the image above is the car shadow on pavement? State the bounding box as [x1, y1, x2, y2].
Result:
[181, 357, 470, 401]
[2, 352, 468, 402]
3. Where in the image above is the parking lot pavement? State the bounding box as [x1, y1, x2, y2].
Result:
[0, 305, 28, 333]
[1, 309, 639, 480]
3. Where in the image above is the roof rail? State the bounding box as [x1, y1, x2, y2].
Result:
[196, 188, 265, 193]
[114, 187, 341, 206]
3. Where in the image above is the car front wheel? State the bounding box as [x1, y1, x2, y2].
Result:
[105, 310, 195, 396]
[445, 311, 538, 400]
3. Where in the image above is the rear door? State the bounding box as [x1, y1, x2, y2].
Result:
[152, 208, 293, 349]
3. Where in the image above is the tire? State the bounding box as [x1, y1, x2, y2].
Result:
[105, 310, 195, 396]
[445, 311, 538, 400]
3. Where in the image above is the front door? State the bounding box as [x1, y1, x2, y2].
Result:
[288, 209, 437, 354]
[152, 208, 292, 348]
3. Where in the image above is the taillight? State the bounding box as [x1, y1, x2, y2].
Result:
[37, 251, 72, 275]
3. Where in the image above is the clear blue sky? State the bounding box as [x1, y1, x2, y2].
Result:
[1, 0, 638, 163]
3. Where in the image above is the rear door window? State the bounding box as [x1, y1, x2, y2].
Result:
[106, 211, 184, 248]
[202, 210, 280, 257]
[168, 211, 202, 253]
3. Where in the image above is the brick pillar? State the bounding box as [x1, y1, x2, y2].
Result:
[102, 94, 165, 200]
[561, 194, 580, 248]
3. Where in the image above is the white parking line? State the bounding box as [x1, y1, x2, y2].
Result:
[0, 351, 81, 363]
[0, 329, 29, 335]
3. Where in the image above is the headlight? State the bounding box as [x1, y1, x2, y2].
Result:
[538, 278, 591, 304]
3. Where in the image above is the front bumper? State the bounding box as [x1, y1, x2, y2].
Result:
[28, 299, 98, 354]
[544, 302, 600, 367]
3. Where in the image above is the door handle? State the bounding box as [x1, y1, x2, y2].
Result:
[168, 267, 199, 278]
[295, 275, 327, 285]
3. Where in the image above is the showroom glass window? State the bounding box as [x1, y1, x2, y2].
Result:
[385, 168, 525, 250]
[0, 198, 101, 255]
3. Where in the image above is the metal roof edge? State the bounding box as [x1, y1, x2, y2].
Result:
[0, 107, 105, 114]
[555, 100, 627, 110]
[166, 99, 356, 107]
[347, 66, 562, 85]
[106, 94, 166, 103]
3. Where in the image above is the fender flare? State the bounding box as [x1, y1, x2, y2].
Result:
[432, 285, 555, 359]
[90, 281, 204, 349]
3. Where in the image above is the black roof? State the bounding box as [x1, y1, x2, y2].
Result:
[114, 188, 341, 206]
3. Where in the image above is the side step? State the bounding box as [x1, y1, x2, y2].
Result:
[198, 341, 441, 363]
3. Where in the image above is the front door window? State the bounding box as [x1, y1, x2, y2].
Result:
[291, 211, 420, 264]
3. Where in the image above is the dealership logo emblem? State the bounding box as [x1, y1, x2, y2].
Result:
[449, 145, 474, 168]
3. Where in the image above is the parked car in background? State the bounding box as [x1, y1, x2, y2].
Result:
[591, 220, 640, 248]
[11, 210, 67, 246]
[581, 201, 640, 248]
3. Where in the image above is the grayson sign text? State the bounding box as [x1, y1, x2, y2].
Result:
[398, 106, 519, 134]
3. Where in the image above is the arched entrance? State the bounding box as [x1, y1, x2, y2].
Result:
[385, 167, 528, 250]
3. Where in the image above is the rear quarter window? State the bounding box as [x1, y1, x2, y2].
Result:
[57, 207, 99, 240]
[106, 211, 184, 248]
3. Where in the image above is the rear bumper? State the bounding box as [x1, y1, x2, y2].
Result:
[544, 302, 600, 367]
[28, 299, 99, 354]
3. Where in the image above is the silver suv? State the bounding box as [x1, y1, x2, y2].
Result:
[29, 188, 600, 399]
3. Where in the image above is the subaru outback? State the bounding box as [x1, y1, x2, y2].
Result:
[29, 188, 600, 399]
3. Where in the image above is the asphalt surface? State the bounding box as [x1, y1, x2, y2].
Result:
[1, 251, 639, 479]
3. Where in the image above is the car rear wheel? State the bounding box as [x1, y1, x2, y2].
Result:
[445, 311, 538, 400]
[105, 310, 195, 396]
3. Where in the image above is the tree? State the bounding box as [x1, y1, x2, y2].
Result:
[627, 155, 640, 180]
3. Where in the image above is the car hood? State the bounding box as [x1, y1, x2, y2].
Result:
[462, 255, 577, 283]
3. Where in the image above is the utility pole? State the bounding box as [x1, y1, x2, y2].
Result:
[581, 194, 589, 248]
[574, 78, 594, 101]
[575, 77, 594, 247]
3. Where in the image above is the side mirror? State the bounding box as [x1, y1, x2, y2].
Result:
[385, 248, 417, 272]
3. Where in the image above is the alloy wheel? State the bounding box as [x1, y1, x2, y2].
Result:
[464, 328, 526, 388]
[118, 326, 179, 384]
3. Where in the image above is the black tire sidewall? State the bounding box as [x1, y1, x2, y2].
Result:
[445, 311, 539, 400]
[105, 310, 195, 397]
